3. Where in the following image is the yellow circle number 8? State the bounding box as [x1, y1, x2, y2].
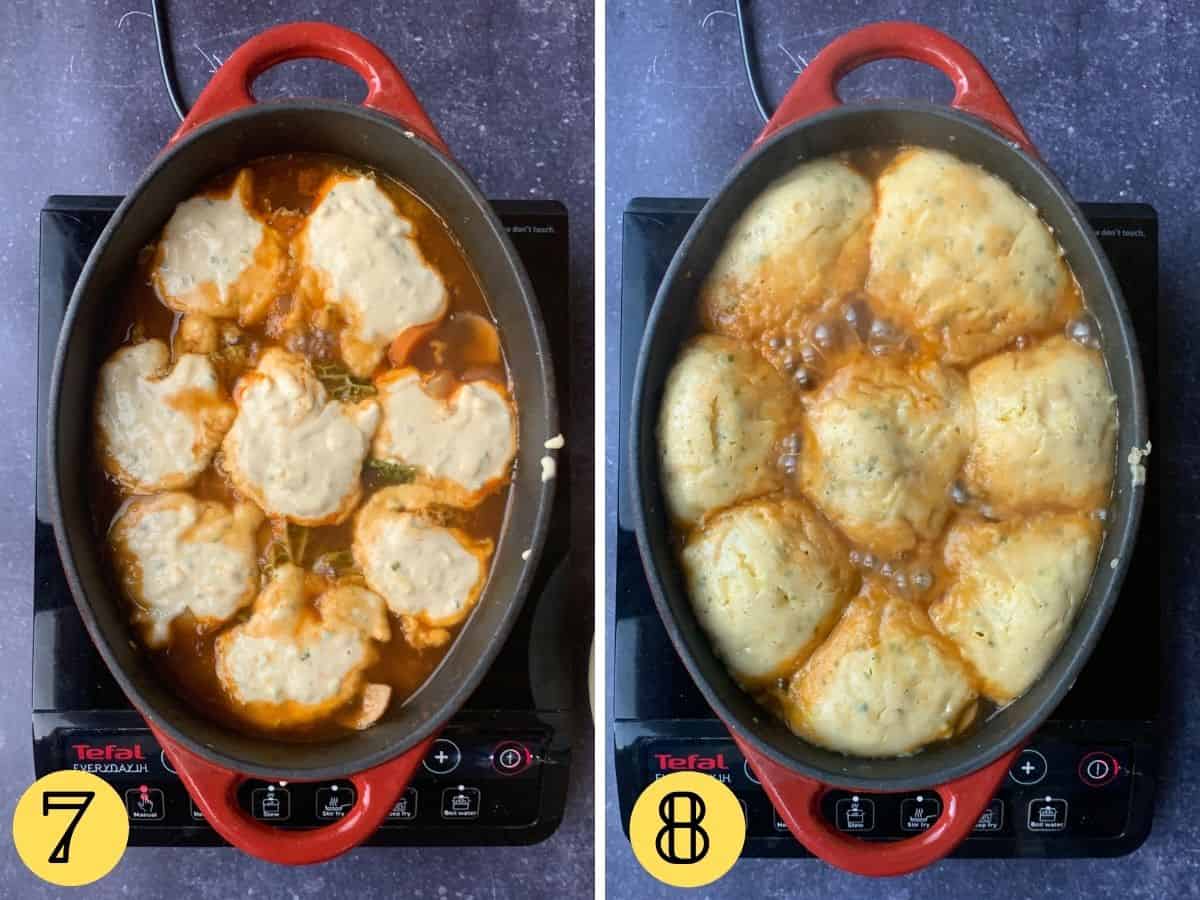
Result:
[11, 771, 129, 887]
[629, 771, 746, 888]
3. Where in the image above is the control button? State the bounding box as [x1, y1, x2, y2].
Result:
[423, 738, 462, 775]
[315, 784, 356, 821]
[1027, 796, 1068, 832]
[492, 741, 531, 776]
[973, 799, 1004, 833]
[1008, 748, 1048, 785]
[743, 761, 760, 785]
[900, 794, 942, 832]
[189, 799, 205, 821]
[387, 787, 418, 821]
[124, 785, 165, 822]
[833, 796, 875, 833]
[441, 785, 481, 820]
[250, 784, 290, 821]
[1079, 751, 1120, 787]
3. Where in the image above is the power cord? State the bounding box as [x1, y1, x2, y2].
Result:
[735, 0, 774, 123]
[152, 0, 188, 121]
[154, 0, 768, 127]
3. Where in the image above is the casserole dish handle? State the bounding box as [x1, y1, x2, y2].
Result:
[753, 21, 1034, 154]
[734, 734, 1021, 877]
[168, 21, 449, 154]
[150, 721, 435, 866]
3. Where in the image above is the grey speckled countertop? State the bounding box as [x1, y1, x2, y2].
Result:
[0, 1, 593, 897]
[606, 1, 1200, 897]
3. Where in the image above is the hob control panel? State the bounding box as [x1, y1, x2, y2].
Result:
[41, 720, 565, 846]
[613, 722, 1156, 858]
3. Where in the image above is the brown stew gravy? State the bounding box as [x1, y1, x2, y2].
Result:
[91, 153, 510, 741]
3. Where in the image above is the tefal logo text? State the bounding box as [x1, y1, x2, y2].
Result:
[71, 743, 147, 762]
[654, 753, 728, 771]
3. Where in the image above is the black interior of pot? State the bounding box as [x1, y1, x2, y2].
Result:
[49, 102, 556, 779]
[631, 103, 1147, 791]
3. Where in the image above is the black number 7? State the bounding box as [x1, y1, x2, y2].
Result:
[42, 791, 95, 864]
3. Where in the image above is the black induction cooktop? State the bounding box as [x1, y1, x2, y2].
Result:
[34, 196, 573, 847]
[613, 199, 1161, 858]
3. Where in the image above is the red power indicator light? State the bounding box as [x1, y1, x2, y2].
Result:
[1078, 751, 1120, 787]
[492, 741, 532, 776]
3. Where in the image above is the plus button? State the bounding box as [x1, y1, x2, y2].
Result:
[423, 739, 462, 776]
[1008, 749, 1048, 786]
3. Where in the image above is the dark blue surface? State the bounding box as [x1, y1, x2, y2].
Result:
[0, 1, 592, 896]
[605, 1, 1200, 896]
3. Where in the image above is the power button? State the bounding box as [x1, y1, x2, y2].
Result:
[1078, 751, 1120, 787]
[492, 741, 532, 776]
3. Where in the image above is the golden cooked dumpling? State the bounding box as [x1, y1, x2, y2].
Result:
[784, 585, 979, 757]
[658, 335, 802, 527]
[930, 512, 1102, 703]
[700, 159, 874, 374]
[681, 496, 859, 684]
[867, 148, 1073, 364]
[964, 336, 1117, 513]
[151, 169, 287, 325]
[94, 340, 235, 492]
[110, 493, 261, 648]
[215, 563, 391, 731]
[800, 357, 973, 558]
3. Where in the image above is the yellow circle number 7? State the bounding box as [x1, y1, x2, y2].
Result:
[12, 771, 129, 887]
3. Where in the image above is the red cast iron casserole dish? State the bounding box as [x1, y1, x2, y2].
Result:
[47, 22, 556, 865]
[628, 21, 1146, 877]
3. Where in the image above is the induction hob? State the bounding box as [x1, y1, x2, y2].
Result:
[34, 197, 573, 847]
[613, 199, 1161, 858]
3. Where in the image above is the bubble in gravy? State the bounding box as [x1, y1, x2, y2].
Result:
[842, 298, 872, 341]
[1066, 314, 1101, 349]
[812, 323, 836, 350]
[950, 480, 970, 506]
[867, 317, 905, 356]
[869, 318, 899, 340]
